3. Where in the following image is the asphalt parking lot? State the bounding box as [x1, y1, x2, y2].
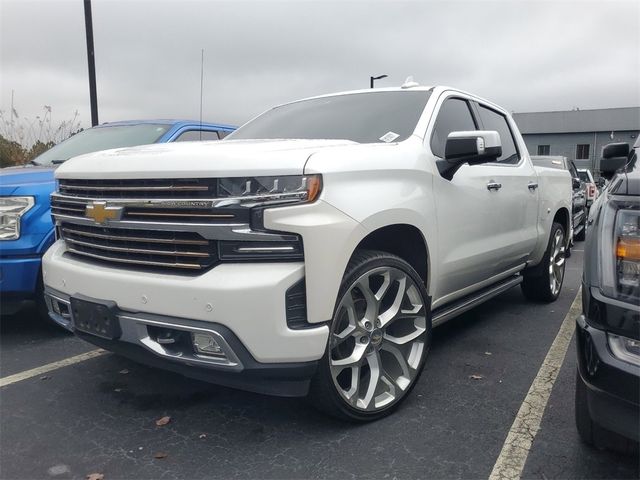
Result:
[1, 249, 638, 480]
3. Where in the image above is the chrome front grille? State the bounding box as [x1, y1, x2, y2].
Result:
[59, 223, 218, 271]
[53, 177, 302, 273]
[51, 195, 248, 224]
[58, 178, 218, 199]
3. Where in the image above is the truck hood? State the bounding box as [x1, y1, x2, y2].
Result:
[55, 139, 357, 179]
[0, 166, 55, 196]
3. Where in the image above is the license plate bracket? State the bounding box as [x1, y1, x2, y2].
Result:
[70, 297, 121, 340]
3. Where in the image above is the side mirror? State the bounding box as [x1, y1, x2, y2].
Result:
[438, 130, 502, 179]
[602, 142, 629, 159]
[600, 142, 630, 180]
[572, 178, 581, 190]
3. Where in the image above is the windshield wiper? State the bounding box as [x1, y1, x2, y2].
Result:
[50, 159, 67, 165]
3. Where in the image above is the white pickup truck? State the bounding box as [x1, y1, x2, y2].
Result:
[43, 85, 571, 421]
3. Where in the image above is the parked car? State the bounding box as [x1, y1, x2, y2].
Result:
[575, 139, 639, 453]
[0, 120, 235, 318]
[531, 155, 587, 244]
[578, 168, 599, 208]
[43, 86, 571, 420]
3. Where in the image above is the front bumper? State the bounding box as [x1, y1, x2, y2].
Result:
[43, 239, 329, 364]
[576, 314, 640, 442]
[0, 255, 41, 296]
[45, 288, 319, 397]
[1, 254, 42, 314]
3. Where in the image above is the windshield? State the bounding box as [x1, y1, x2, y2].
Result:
[33, 123, 172, 166]
[229, 90, 432, 144]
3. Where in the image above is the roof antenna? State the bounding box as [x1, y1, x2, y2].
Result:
[199, 48, 204, 140]
[401, 76, 419, 89]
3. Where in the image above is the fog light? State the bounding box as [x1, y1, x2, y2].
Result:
[192, 332, 224, 356]
[52, 300, 61, 315]
[608, 333, 640, 367]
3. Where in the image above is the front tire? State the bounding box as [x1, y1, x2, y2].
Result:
[575, 370, 594, 445]
[308, 250, 431, 421]
[521, 221, 566, 303]
[575, 371, 638, 455]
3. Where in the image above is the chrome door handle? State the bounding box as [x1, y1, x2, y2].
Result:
[528, 182, 539, 190]
[487, 182, 502, 191]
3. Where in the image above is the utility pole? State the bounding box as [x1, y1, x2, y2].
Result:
[83, 0, 99, 126]
[370, 74, 388, 88]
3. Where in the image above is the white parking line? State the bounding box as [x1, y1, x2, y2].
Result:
[488, 289, 581, 480]
[0, 349, 108, 387]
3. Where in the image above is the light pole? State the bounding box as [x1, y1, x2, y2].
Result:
[370, 74, 388, 89]
[83, 0, 98, 126]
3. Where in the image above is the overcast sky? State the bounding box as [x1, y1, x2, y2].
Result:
[1, 0, 639, 138]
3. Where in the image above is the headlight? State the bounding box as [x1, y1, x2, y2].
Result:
[0, 196, 35, 240]
[614, 209, 640, 300]
[217, 175, 322, 207]
[215, 176, 319, 261]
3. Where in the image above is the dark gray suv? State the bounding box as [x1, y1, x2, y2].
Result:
[575, 139, 639, 453]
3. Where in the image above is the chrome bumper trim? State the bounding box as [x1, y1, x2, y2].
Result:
[44, 288, 243, 371]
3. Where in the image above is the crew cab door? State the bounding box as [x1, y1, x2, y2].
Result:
[472, 102, 539, 262]
[428, 95, 538, 306]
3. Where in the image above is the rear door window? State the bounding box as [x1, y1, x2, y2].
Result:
[174, 130, 221, 142]
[477, 105, 520, 164]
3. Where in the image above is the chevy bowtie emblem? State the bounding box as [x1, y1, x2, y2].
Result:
[85, 201, 122, 224]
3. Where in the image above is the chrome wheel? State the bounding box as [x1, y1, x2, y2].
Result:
[329, 266, 427, 412]
[549, 228, 565, 296]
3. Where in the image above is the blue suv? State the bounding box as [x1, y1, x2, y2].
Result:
[0, 120, 235, 319]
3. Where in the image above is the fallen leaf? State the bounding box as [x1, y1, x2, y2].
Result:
[154, 452, 168, 459]
[47, 465, 70, 476]
[86, 474, 104, 480]
[155, 416, 171, 426]
[199, 433, 207, 439]
[119, 369, 129, 375]
[469, 374, 484, 380]
[484, 351, 492, 356]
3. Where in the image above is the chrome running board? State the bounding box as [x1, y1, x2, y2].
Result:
[432, 275, 523, 327]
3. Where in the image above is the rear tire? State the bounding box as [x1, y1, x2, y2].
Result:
[308, 249, 431, 422]
[521, 221, 565, 303]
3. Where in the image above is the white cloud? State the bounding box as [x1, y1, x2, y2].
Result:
[1, 0, 638, 131]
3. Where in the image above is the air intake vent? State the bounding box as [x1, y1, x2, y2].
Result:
[285, 279, 309, 330]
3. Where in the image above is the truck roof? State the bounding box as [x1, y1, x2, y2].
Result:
[275, 85, 508, 117]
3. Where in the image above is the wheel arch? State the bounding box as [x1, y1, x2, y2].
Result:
[353, 223, 431, 292]
[553, 207, 571, 242]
